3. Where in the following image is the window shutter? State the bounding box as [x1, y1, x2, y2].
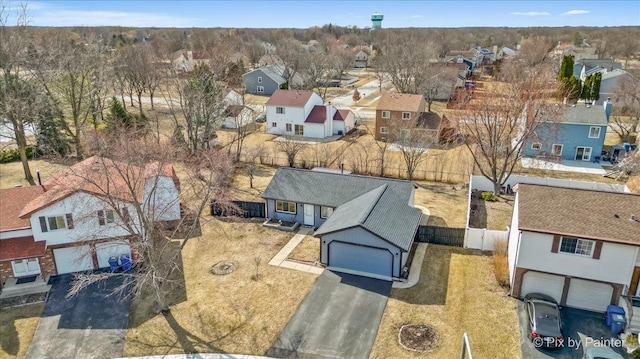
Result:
[98, 210, 105, 225]
[65, 213, 74, 229]
[39, 216, 48, 232]
[122, 207, 130, 223]
[593, 241, 603, 259]
[551, 235, 560, 253]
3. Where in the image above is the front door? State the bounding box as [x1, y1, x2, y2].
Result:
[631, 267, 640, 297]
[11, 258, 42, 277]
[303, 204, 314, 226]
[575, 146, 592, 161]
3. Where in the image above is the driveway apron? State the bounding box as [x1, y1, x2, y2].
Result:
[267, 271, 392, 359]
[26, 274, 132, 359]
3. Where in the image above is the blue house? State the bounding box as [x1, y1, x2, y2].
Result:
[262, 168, 422, 280]
[242, 64, 303, 96]
[524, 103, 610, 162]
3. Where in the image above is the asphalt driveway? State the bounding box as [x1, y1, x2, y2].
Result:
[518, 301, 628, 358]
[267, 271, 392, 359]
[25, 274, 132, 359]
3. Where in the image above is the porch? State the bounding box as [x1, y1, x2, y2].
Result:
[0, 274, 51, 300]
[521, 157, 607, 175]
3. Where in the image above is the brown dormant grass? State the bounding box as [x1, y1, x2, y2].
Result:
[0, 303, 45, 359]
[0, 160, 69, 189]
[287, 235, 320, 264]
[370, 245, 521, 359]
[413, 182, 468, 228]
[124, 218, 317, 356]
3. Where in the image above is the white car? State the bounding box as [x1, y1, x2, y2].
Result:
[583, 346, 624, 359]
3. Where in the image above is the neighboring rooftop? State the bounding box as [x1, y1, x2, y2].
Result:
[263, 168, 422, 251]
[377, 92, 425, 113]
[266, 89, 316, 107]
[517, 184, 640, 244]
[333, 109, 351, 122]
[305, 105, 327, 124]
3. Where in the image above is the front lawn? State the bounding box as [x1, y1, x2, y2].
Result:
[0, 303, 44, 358]
[371, 245, 521, 359]
[124, 219, 317, 356]
[287, 235, 320, 264]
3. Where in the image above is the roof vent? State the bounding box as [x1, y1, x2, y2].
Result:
[13, 184, 22, 188]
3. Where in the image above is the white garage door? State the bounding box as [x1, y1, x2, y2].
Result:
[328, 241, 393, 279]
[566, 279, 613, 312]
[96, 240, 131, 268]
[53, 246, 94, 274]
[520, 271, 564, 303]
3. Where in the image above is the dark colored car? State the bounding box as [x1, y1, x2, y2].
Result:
[525, 293, 564, 349]
[255, 114, 267, 123]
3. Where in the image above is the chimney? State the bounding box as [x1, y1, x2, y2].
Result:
[187, 50, 193, 62]
[326, 102, 333, 135]
[36, 170, 42, 186]
[603, 97, 612, 121]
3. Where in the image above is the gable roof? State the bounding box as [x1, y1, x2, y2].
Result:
[377, 92, 425, 113]
[517, 184, 640, 244]
[305, 105, 327, 124]
[417, 112, 442, 130]
[19, 156, 179, 217]
[333, 109, 351, 121]
[263, 168, 422, 251]
[0, 186, 46, 231]
[266, 89, 316, 107]
[558, 106, 608, 125]
[224, 105, 246, 118]
[0, 236, 46, 261]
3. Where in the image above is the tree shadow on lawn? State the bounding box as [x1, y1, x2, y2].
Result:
[391, 245, 473, 306]
[0, 303, 44, 357]
[468, 192, 487, 228]
[426, 215, 448, 227]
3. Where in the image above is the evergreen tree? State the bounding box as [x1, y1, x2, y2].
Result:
[105, 96, 132, 130]
[35, 102, 70, 157]
[557, 55, 574, 81]
[591, 72, 602, 101]
[581, 75, 592, 100]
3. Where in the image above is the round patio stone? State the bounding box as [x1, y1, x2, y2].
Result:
[398, 324, 439, 353]
[211, 261, 239, 275]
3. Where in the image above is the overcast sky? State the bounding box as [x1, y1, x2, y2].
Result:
[5, 1, 640, 28]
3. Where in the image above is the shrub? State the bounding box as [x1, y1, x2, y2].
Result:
[0, 146, 34, 163]
[480, 191, 499, 202]
[493, 239, 510, 289]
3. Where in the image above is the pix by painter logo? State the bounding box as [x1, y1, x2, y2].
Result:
[532, 336, 564, 348]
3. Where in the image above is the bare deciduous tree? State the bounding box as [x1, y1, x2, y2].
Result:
[611, 70, 640, 145]
[275, 137, 306, 167]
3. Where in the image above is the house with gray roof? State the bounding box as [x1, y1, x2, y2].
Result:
[242, 64, 303, 96]
[262, 168, 422, 280]
[523, 103, 610, 162]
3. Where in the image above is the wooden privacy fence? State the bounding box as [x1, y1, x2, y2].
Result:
[211, 200, 266, 218]
[414, 225, 465, 247]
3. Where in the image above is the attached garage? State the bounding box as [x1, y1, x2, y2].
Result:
[53, 246, 94, 274]
[328, 242, 393, 278]
[96, 240, 131, 268]
[566, 278, 613, 312]
[520, 271, 564, 303]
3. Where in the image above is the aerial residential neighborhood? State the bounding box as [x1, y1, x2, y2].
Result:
[1, 1, 640, 359]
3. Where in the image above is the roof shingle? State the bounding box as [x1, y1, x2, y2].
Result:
[0, 236, 46, 261]
[266, 89, 315, 107]
[0, 186, 46, 231]
[376, 92, 425, 113]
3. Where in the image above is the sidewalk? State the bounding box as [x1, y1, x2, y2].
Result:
[268, 227, 324, 275]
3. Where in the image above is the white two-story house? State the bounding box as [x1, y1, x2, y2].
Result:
[507, 183, 640, 313]
[265, 89, 355, 139]
[0, 156, 181, 294]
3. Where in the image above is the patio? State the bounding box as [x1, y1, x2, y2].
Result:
[521, 157, 607, 175]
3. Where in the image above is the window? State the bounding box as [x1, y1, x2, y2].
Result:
[380, 127, 388, 134]
[402, 112, 411, 120]
[257, 86, 264, 93]
[286, 123, 292, 132]
[589, 126, 601, 139]
[271, 122, 277, 128]
[98, 209, 115, 225]
[276, 201, 296, 214]
[47, 216, 67, 231]
[276, 107, 285, 114]
[320, 206, 334, 218]
[560, 236, 594, 256]
[531, 142, 542, 150]
[257, 76, 263, 83]
[295, 124, 304, 136]
[381, 111, 390, 119]
[551, 144, 563, 156]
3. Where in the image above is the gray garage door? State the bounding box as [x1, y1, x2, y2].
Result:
[328, 241, 393, 279]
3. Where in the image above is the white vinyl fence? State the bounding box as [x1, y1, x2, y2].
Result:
[465, 228, 508, 251]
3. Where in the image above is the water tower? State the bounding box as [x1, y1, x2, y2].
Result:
[371, 13, 384, 30]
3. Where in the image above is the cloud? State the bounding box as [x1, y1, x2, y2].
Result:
[511, 11, 551, 16]
[410, 15, 424, 18]
[30, 10, 201, 27]
[562, 9, 590, 15]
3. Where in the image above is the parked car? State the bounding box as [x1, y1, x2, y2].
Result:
[583, 346, 624, 359]
[255, 114, 267, 123]
[525, 293, 564, 349]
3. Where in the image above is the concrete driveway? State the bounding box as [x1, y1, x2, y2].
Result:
[26, 274, 132, 359]
[518, 301, 628, 358]
[267, 271, 392, 359]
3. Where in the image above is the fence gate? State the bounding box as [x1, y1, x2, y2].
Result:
[414, 225, 465, 247]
